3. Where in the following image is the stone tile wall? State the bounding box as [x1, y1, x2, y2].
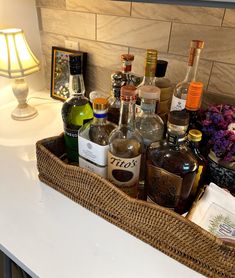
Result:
[36, 0, 235, 105]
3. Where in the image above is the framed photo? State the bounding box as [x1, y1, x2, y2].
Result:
[50, 46, 87, 101]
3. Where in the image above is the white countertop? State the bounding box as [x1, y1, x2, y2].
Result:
[0, 91, 204, 278]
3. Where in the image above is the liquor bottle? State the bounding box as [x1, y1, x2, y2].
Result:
[108, 85, 143, 198]
[154, 60, 173, 119]
[107, 71, 124, 125]
[121, 54, 134, 85]
[136, 49, 158, 105]
[170, 40, 204, 111]
[146, 110, 198, 214]
[185, 81, 204, 130]
[187, 129, 206, 199]
[78, 98, 116, 178]
[61, 54, 93, 163]
[136, 85, 164, 199]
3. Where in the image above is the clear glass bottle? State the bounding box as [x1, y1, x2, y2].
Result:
[107, 71, 123, 125]
[108, 85, 143, 198]
[154, 60, 173, 118]
[121, 54, 135, 85]
[88, 98, 116, 146]
[136, 85, 164, 199]
[78, 98, 116, 178]
[146, 110, 198, 214]
[170, 40, 204, 111]
[61, 54, 93, 163]
[136, 49, 158, 105]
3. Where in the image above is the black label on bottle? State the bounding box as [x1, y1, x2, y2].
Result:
[147, 163, 182, 209]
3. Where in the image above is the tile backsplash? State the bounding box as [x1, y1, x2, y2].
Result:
[36, 0, 235, 105]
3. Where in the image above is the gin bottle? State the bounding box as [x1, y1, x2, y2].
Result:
[170, 40, 204, 111]
[146, 110, 198, 214]
[108, 85, 143, 198]
[78, 98, 116, 178]
[61, 54, 93, 163]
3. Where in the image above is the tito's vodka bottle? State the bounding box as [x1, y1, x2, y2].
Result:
[146, 110, 198, 214]
[108, 85, 143, 198]
[170, 40, 204, 111]
[61, 54, 93, 163]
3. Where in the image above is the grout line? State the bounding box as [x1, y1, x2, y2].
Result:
[130, 1, 133, 17]
[167, 22, 173, 53]
[95, 14, 97, 41]
[206, 61, 214, 92]
[221, 8, 227, 27]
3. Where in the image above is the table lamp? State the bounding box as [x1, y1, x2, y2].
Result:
[0, 28, 40, 120]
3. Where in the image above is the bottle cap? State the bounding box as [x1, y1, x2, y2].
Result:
[146, 49, 158, 64]
[121, 54, 134, 61]
[138, 85, 160, 100]
[155, 60, 168, 78]
[191, 40, 204, 49]
[168, 110, 189, 126]
[93, 98, 108, 110]
[188, 129, 202, 142]
[121, 85, 136, 98]
[69, 54, 82, 75]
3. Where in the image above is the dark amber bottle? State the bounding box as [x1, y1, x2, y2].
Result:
[146, 110, 198, 214]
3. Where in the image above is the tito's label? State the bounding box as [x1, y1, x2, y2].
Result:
[108, 152, 141, 198]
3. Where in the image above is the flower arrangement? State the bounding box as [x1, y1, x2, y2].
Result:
[200, 104, 235, 162]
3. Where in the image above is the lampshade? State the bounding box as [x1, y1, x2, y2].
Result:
[0, 28, 40, 78]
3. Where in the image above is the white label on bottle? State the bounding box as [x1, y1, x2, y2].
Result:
[78, 128, 109, 166]
[170, 95, 186, 111]
[79, 156, 107, 178]
[108, 152, 141, 197]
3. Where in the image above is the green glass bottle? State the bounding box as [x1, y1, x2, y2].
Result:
[61, 54, 93, 163]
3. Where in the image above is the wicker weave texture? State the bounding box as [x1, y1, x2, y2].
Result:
[36, 135, 235, 278]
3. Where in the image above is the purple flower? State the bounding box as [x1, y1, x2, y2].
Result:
[200, 104, 235, 162]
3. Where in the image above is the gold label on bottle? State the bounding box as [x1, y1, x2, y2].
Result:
[147, 163, 183, 209]
[108, 152, 141, 198]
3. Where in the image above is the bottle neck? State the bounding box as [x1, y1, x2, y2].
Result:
[93, 111, 108, 125]
[69, 73, 85, 96]
[184, 48, 202, 83]
[119, 98, 136, 129]
[143, 60, 156, 86]
[140, 98, 156, 114]
[167, 122, 188, 146]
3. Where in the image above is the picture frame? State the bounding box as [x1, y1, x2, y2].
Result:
[50, 46, 87, 101]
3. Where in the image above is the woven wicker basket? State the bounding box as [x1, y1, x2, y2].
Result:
[36, 134, 235, 278]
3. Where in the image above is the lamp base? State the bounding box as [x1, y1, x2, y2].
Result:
[11, 78, 38, 121]
[11, 104, 38, 121]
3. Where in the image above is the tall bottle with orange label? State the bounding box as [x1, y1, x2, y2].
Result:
[108, 85, 143, 198]
[185, 81, 204, 129]
[170, 40, 204, 111]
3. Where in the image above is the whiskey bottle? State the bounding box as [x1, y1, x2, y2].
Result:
[78, 98, 116, 178]
[108, 85, 143, 198]
[136, 85, 164, 199]
[107, 71, 123, 125]
[136, 49, 158, 105]
[170, 40, 204, 111]
[61, 54, 93, 163]
[146, 110, 198, 214]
